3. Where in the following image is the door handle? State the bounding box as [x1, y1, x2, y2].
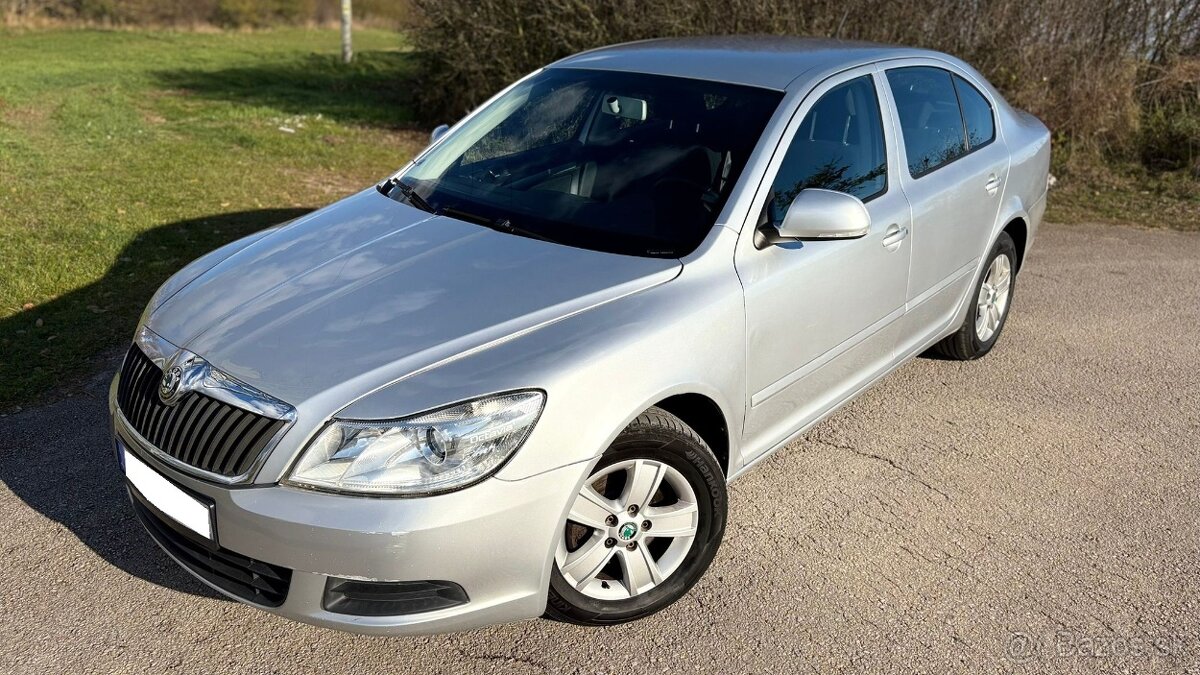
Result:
[985, 174, 1002, 196]
[882, 224, 909, 250]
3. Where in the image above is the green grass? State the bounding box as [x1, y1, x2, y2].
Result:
[0, 28, 425, 409]
[1046, 162, 1200, 231]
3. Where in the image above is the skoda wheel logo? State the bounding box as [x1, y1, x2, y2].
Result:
[159, 365, 184, 403]
[618, 522, 638, 541]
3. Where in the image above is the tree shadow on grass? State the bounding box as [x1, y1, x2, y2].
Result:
[153, 50, 420, 128]
[0, 209, 310, 600]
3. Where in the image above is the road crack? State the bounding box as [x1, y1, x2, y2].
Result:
[454, 647, 553, 674]
[815, 439, 951, 501]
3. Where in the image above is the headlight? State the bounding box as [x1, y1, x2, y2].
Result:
[284, 391, 544, 495]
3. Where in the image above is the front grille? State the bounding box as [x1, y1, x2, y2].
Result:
[129, 488, 292, 607]
[116, 344, 287, 478]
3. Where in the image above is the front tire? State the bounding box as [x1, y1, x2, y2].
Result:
[929, 232, 1017, 360]
[545, 407, 726, 626]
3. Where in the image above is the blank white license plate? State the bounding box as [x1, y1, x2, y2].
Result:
[124, 449, 213, 540]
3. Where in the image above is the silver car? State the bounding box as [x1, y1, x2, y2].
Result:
[111, 37, 1049, 634]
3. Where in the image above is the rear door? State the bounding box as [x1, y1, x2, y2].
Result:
[880, 63, 1010, 353]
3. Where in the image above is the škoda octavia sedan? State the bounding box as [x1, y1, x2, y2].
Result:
[112, 36, 1049, 633]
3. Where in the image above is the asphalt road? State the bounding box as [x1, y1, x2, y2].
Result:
[1, 222, 1198, 674]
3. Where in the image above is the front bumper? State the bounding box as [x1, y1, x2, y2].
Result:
[110, 385, 590, 635]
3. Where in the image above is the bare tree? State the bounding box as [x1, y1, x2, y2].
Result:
[340, 0, 353, 64]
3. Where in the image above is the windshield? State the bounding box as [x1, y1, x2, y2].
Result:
[396, 68, 783, 257]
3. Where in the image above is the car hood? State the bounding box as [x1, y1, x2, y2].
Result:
[147, 189, 681, 407]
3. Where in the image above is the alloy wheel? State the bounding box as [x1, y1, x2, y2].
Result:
[555, 459, 699, 600]
[975, 253, 1012, 342]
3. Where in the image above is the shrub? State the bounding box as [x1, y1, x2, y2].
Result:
[1138, 58, 1200, 174]
[407, 0, 1200, 174]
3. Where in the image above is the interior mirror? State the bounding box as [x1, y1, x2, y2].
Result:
[430, 124, 451, 145]
[758, 189, 871, 247]
[599, 94, 648, 121]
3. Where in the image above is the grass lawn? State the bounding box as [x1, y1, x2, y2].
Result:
[1046, 161, 1199, 231]
[0, 28, 425, 409]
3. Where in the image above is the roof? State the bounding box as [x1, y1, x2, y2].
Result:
[550, 36, 936, 90]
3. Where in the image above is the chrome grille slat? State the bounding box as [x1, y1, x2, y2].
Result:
[115, 344, 288, 480]
[212, 412, 256, 475]
[192, 405, 234, 469]
[180, 398, 219, 466]
[229, 416, 276, 476]
[129, 359, 155, 430]
[203, 408, 244, 471]
[117, 354, 134, 401]
[136, 361, 160, 430]
[162, 394, 198, 452]
[147, 393, 173, 443]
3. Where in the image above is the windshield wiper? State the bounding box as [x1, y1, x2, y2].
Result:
[380, 184, 562, 246]
[379, 177, 435, 214]
[490, 218, 564, 245]
[440, 206, 563, 246]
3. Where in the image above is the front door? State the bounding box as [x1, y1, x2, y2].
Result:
[736, 68, 912, 456]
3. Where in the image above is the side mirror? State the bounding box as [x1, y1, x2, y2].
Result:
[757, 188, 871, 248]
[430, 124, 450, 145]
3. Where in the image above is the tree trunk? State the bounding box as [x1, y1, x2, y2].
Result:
[340, 0, 353, 64]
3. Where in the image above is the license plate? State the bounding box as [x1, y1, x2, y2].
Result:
[123, 448, 214, 540]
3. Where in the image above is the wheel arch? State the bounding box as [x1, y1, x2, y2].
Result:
[947, 205, 1031, 336]
[1002, 216, 1029, 272]
[651, 393, 732, 478]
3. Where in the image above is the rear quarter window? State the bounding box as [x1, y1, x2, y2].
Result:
[952, 75, 996, 149]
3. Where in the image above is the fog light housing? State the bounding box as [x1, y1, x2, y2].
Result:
[322, 578, 469, 616]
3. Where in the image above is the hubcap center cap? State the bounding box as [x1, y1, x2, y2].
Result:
[617, 522, 639, 541]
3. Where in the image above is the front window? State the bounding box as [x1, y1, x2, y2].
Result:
[766, 74, 887, 225]
[396, 68, 783, 257]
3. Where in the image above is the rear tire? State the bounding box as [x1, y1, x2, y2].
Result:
[545, 407, 726, 626]
[930, 232, 1017, 360]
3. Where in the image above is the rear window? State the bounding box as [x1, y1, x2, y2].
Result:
[886, 66, 968, 177]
